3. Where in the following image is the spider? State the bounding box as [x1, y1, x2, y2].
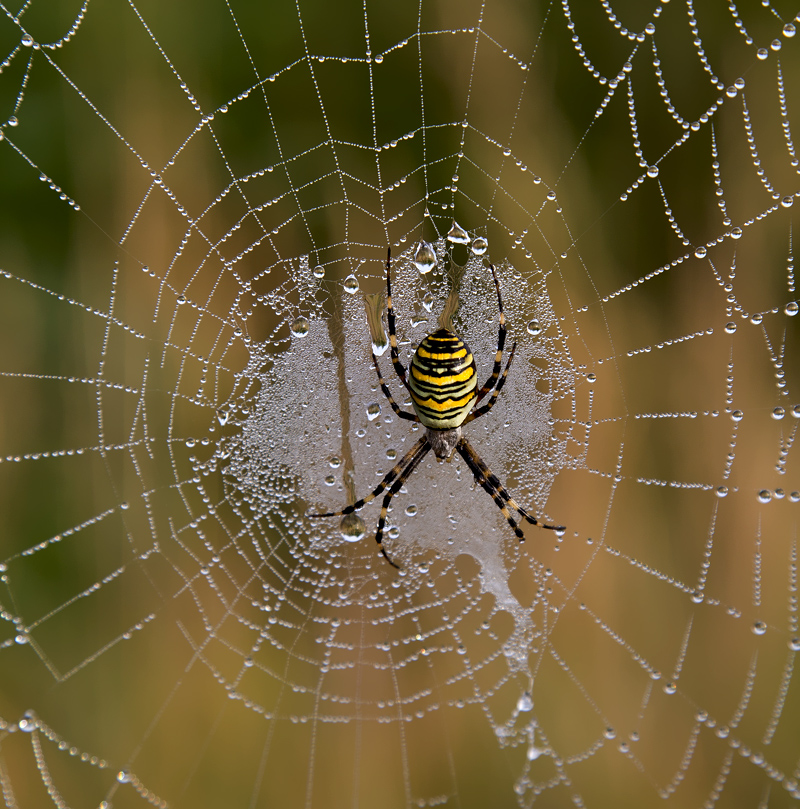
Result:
[310, 247, 564, 568]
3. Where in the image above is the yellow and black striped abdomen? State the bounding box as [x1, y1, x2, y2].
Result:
[409, 328, 477, 429]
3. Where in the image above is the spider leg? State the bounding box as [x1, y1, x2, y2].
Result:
[375, 439, 431, 568]
[386, 247, 412, 393]
[474, 264, 507, 405]
[308, 436, 428, 518]
[455, 439, 525, 539]
[463, 341, 516, 425]
[372, 353, 419, 422]
[457, 438, 565, 535]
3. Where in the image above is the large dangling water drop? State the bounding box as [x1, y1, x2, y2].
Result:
[471, 237, 488, 256]
[413, 240, 437, 274]
[290, 316, 310, 337]
[446, 221, 470, 244]
[339, 513, 366, 542]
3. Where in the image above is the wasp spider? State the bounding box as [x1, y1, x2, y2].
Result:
[311, 248, 564, 568]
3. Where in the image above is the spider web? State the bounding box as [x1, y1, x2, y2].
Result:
[1, 0, 799, 806]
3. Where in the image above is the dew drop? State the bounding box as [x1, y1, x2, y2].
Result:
[526, 319, 542, 336]
[789, 638, 800, 651]
[716, 486, 728, 498]
[783, 23, 796, 38]
[413, 241, 437, 274]
[730, 227, 742, 239]
[405, 504, 417, 516]
[586, 373, 596, 384]
[177, 295, 186, 305]
[117, 770, 133, 784]
[343, 274, 360, 294]
[752, 621, 767, 635]
[324, 475, 335, 486]
[731, 409, 744, 422]
[422, 292, 435, 312]
[313, 265, 325, 278]
[340, 513, 366, 542]
[517, 692, 533, 711]
[724, 321, 737, 334]
[756, 47, 769, 60]
[21, 33, 34, 47]
[646, 165, 659, 178]
[694, 246, 707, 259]
[785, 301, 798, 316]
[471, 237, 488, 256]
[446, 221, 470, 244]
[772, 407, 785, 420]
[757, 490, 772, 503]
[793, 405, 800, 418]
[18, 715, 36, 732]
[782, 195, 795, 208]
[290, 316, 310, 337]
[750, 313, 763, 325]
[367, 402, 381, 421]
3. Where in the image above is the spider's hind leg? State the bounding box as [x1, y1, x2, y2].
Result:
[456, 440, 525, 539]
[457, 438, 565, 536]
[374, 439, 431, 568]
[308, 436, 427, 519]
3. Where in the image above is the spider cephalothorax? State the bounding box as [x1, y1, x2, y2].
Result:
[311, 247, 564, 567]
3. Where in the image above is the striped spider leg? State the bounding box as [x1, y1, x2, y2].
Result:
[309, 436, 430, 568]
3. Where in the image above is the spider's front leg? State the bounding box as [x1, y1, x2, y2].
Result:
[464, 342, 516, 425]
[385, 248, 413, 394]
[372, 354, 418, 423]
[474, 264, 507, 405]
